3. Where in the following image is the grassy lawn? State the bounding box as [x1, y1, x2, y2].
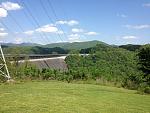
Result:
[0, 81, 150, 113]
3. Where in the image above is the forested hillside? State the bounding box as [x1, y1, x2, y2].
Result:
[119, 44, 141, 51]
[65, 44, 150, 93]
[66, 44, 139, 86]
[2, 41, 144, 54]
[44, 40, 106, 50]
[2, 40, 107, 54]
[3, 46, 68, 54]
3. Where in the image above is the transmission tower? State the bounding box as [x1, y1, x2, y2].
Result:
[0, 45, 11, 81]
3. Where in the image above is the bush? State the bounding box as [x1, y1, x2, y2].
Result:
[138, 83, 150, 94]
[144, 87, 150, 94]
[64, 74, 73, 83]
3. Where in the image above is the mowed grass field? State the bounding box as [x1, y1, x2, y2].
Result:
[0, 81, 150, 113]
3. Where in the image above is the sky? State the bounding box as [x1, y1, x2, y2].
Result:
[0, 0, 150, 45]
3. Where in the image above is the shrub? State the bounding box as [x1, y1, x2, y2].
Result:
[138, 83, 150, 94]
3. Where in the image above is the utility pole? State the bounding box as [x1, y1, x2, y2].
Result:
[0, 45, 12, 81]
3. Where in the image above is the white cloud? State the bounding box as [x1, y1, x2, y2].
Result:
[0, 28, 5, 31]
[24, 30, 34, 35]
[56, 20, 79, 26]
[72, 28, 84, 33]
[0, 8, 7, 18]
[124, 24, 150, 29]
[0, 32, 8, 37]
[85, 32, 98, 36]
[56, 30, 64, 34]
[14, 38, 23, 44]
[143, 3, 150, 7]
[36, 24, 58, 33]
[117, 14, 127, 18]
[1, 2, 22, 11]
[122, 35, 138, 39]
[69, 34, 80, 39]
[68, 34, 80, 42]
[56, 20, 67, 25]
[68, 20, 79, 26]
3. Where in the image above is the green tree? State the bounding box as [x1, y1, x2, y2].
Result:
[138, 44, 150, 85]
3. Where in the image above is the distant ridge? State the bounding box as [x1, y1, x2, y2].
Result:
[0, 43, 42, 47]
[2, 40, 109, 54]
[1, 40, 144, 54]
[119, 44, 141, 51]
[44, 40, 108, 50]
[1, 40, 107, 49]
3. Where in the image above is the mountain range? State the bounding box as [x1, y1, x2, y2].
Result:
[1, 40, 142, 54]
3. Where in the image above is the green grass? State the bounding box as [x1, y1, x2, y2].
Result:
[0, 81, 150, 113]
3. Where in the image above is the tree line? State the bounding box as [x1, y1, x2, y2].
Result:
[0, 44, 149, 94]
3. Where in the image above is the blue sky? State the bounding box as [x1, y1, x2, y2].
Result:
[0, 0, 150, 45]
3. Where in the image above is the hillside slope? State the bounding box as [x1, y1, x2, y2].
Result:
[2, 40, 108, 54]
[45, 40, 107, 50]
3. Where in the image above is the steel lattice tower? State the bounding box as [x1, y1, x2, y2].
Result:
[0, 45, 11, 81]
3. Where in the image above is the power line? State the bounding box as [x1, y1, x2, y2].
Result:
[16, 0, 56, 68]
[1, 1, 46, 72]
[7, 12, 24, 33]
[39, 0, 65, 43]
[0, 1, 60, 72]
[19, 0, 60, 69]
[20, 0, 58, 68]
[52, 0, 88, 44]
[0, 20, 16, 38]
[16, 0, 45, 43]
[20, 0, 52, 44]
[45, 1, 70, 72]
[1, 6, 36, 43]
[46, 0, 68, 41]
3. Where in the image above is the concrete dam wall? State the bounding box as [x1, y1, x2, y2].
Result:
[19, 56, 68, 70]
